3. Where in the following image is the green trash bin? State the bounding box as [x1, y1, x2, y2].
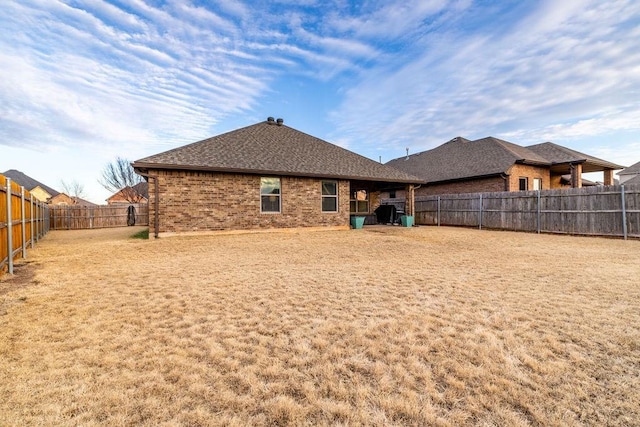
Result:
[350, 216, 365, 229]
[400, 215, 414, 227]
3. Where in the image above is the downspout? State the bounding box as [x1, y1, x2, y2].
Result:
[500, 174, 509, 191]
[136, 171, 159, 238]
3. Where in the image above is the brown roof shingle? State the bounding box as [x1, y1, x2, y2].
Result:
[525, 142, 624, 172]
[386, 136, 550, 183]
[133, 120, 424, 184]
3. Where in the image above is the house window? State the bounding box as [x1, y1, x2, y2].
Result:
[533, 178, 542, 191]
[321, 181, 338, 212]
[519, 177, 528, 191]
[260, 177, 281, 213]
[350, 190, 369, 213]
[389, 190, 396, 198]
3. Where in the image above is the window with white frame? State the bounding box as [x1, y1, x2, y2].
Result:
[260, 177, 281, 213]
[321, 181, 338, 212]
[350, 189, 369, 213]
[533, 178, 542, 191]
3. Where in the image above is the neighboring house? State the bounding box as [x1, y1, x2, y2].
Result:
[526, 142, 622, 189]
[2, 169, 60, 202]
[618, 161, 640, 185]
[386, 137, 623, 197]
[132, 117, 424, 236]
[106, 182, 149, 205]
[48, 192, 97, 207]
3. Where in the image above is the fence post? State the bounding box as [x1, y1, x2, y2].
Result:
[437, 196, 441, 226]
[6, 178, 13, 274]
[621, 185, 627, 240]
[30, 195, 35, 248]
[21, 187, 26, 259]
[35, 200, 40, 243]
[537, 190, 541, 234]
[478, 193, 483, 230]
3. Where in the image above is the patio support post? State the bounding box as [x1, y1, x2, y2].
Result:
[405, 184, 415, 217]
[570, 162, 583, 188]
[604, 169, 614, 186]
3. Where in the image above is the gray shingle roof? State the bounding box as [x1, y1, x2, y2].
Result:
[133, 120, 424, 184]
[618, 161, 640, 176]
[625, 175, 640, 185]
[386, 136, 550, 183]
[2, 169, 60, 196]
[526, 142, 624, 172]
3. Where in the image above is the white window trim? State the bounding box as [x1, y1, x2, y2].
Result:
[321, 180, 339, 213]
[260, 177, 281, 214]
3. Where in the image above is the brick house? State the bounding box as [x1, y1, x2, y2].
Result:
[48, 193, 96, 206]
[2, 169, 59, 202]
[132, 118, 424, 237]
[385, 137, 623, 197]
[106, 182, 149, 205]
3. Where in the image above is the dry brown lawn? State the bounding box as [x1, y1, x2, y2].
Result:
[1, 225, 639, 426]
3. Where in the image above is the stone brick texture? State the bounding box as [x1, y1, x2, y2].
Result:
[147, 170, 351, 234]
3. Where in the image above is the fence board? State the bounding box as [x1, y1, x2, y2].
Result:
[49, 204, 149, 230]
[394, 184, 640, 238]
[1, 174, 49, 275]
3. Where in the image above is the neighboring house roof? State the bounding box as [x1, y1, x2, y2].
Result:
[624, 175, 640, 185]
[385, 136, 550, 183]
[133, 119, 424, 184]
[106, 182, 149, 203]
[2, 169, 60, 196]
[48, 193, 97, 206]
[525, 142, 624, 173]
[618, 161, 640, 176]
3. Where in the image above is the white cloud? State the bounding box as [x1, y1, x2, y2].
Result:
[330, 0, 640, 160]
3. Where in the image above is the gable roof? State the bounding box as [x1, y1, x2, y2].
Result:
[625, 175, 640, 185]
[133, 119, 424, 184]
[618, 160, 640, 176]
[106, 182, 149, 202]
[525, 142, 624, 173]
[2, 169, 60, 196]
[49, 193, 97, 206]
[386, 136, 550, 183]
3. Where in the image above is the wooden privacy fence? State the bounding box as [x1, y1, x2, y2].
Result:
[1, 175, 49, 275]
[49, 204, 149, 230]
[403, 184, 640, 239]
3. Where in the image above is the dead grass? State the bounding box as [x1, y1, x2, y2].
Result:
[1, 225, 639, 426]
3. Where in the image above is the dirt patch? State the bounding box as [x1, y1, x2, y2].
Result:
[0, 261, 39, 296]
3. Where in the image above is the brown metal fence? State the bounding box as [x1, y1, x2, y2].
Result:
[49, 204, 149, 230]
[401, 184, 640, 239]
[1, 174, 49, 275]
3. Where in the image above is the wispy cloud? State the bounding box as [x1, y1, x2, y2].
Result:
[331, 0, 640, 158]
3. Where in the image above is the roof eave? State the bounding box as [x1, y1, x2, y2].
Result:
[132, 162, 425, 185]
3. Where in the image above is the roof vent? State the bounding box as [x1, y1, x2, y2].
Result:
[267, 117, 275, 124]
[276, 118, 284, 126]
[405, 147, 410, 160]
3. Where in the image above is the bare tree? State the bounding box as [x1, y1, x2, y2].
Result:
[60, 179, 86, 202]
[99, 157, 144, 203]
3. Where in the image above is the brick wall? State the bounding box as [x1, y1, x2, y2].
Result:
[147, 170, 351, 235]
[505, 164, 550, 190]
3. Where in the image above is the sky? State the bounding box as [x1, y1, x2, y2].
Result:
[1, 0, 639, 204]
